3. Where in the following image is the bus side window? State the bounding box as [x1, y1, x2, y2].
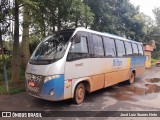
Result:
[124, 41, 133, 56]
[70, 36, 88, 53]
[92, 34, 104, 57]
[132, 43, 139, 56]
[103, 37, 116, 57]
[115, 39, 126, 57]
[138, 44, 144, 56]
[67, 36, 89, 61]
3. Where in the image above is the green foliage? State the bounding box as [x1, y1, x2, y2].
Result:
[9, 88, 25, 94]
[29, 34, 41, 54]
[65, 0, 94, 28]
[0, 85, 7, 94]
[85, 0, 146, 41]
[151, 58, 158, 64]
[153, 8, 160, 28]
[150, 7, 160, 59]
[1, 0, 160, 94]
[27, 0, 94, 54]
[0, 54, 26, 82]
[0, 0, 12, 34]
[152, 48, 160, 59]
[0, 81, 25, 95]
[0, 55, 11, 82]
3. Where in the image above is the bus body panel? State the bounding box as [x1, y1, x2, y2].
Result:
[130, 56, 146, 76]
[65, 57, 132, 96]
[64, 80, 72, 99]
[69, 77, 91, 98]
[65, 58, 105, 93]
[26, 63, 50, 76]
[41, 74, 64, 100]
[26, 59, 65, 76]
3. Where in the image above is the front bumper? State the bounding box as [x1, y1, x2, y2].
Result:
[27, 91, 58, 101]
[26, 74, 64, 101]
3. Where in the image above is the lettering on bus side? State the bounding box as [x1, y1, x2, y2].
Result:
[75, 63, 83, 67]
[31, 66, 37, 72]
[113, 59, 122, 67]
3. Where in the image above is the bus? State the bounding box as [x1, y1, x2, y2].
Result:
[25, 27, 146, 104]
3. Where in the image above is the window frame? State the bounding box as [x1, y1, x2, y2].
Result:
[131, 43, 139, 56]
[137, 44, 144, 56]
[115, 39, 126, 57]
[103, 36, 117, 58]
[124, 41, 133, 57]
[91, 34, 105, 58]
[67, 31, 90, 61]
[70, 36, 89, 54]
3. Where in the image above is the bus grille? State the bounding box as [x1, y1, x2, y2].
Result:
[26, 74, 44, 94]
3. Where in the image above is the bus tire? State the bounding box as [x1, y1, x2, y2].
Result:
[129, 72, 135, 84]
[73, 83, 85, 104]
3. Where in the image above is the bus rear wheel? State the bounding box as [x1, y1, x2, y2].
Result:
[129, 72, 135, 84]
[73, 83, 85, 104]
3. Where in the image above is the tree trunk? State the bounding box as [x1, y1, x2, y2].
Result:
[0, 26, 9, 92]
[21, 5, 30, 71]
[40, 9, 46, 37]
[75, 14, 78, 28]
[0, 26, 5, 64]
[11, 0, 20, 82]
[42, 16, 46, 37]
[52, 14, 56, 33]
[57, 0, 61, 31]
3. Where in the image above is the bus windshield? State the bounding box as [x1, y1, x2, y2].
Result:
[30, 30, 74, 63]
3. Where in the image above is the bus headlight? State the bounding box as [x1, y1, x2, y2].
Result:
[44, 75, 60, 83]
[50, 90, 54, 96]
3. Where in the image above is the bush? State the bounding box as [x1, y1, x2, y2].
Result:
[151, 58, 157, 63]
[0, 81, 26, 95]
[0, 55, 26, 95]
[0, 55, 12, 82]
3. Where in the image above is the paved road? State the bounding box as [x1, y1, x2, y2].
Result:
[1, 66, 160, 120]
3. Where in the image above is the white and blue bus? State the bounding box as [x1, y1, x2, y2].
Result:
[25, 28, 146, 104]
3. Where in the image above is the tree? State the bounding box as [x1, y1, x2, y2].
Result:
[85, 0, 145, 41]
[11, 0, 20, 82]
[21, 4, 30, 70]
[0, 0, 11, 57]
[0, 0, 11, 91]
[27, 0, 94, 45]
[68, 0, 94, 28]
[151, 7, 160, 58]
[153, 7, 160, 29]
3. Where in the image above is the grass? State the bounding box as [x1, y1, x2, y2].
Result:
[151, 58, 159, 66]
[0, 81, 26, 95]
[0, 54, 26, 95]
[0, 85, 7, 94]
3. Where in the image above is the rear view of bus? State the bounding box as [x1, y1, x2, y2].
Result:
[25, 28, 146, 104]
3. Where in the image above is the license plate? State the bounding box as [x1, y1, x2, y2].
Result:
[28, 81, 35, 87]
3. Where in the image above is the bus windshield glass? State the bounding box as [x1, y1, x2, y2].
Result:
[30, 30, 74, 61]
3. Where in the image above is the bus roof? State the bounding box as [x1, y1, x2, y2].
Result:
[74, 27, 143, 45]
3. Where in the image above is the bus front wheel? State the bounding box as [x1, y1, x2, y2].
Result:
[129, 72, 135, 84]
[73, 83, 85, 104]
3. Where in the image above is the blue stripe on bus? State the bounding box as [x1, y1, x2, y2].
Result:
[41, 74, 64, 100]
[130, 56, 146, 68]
